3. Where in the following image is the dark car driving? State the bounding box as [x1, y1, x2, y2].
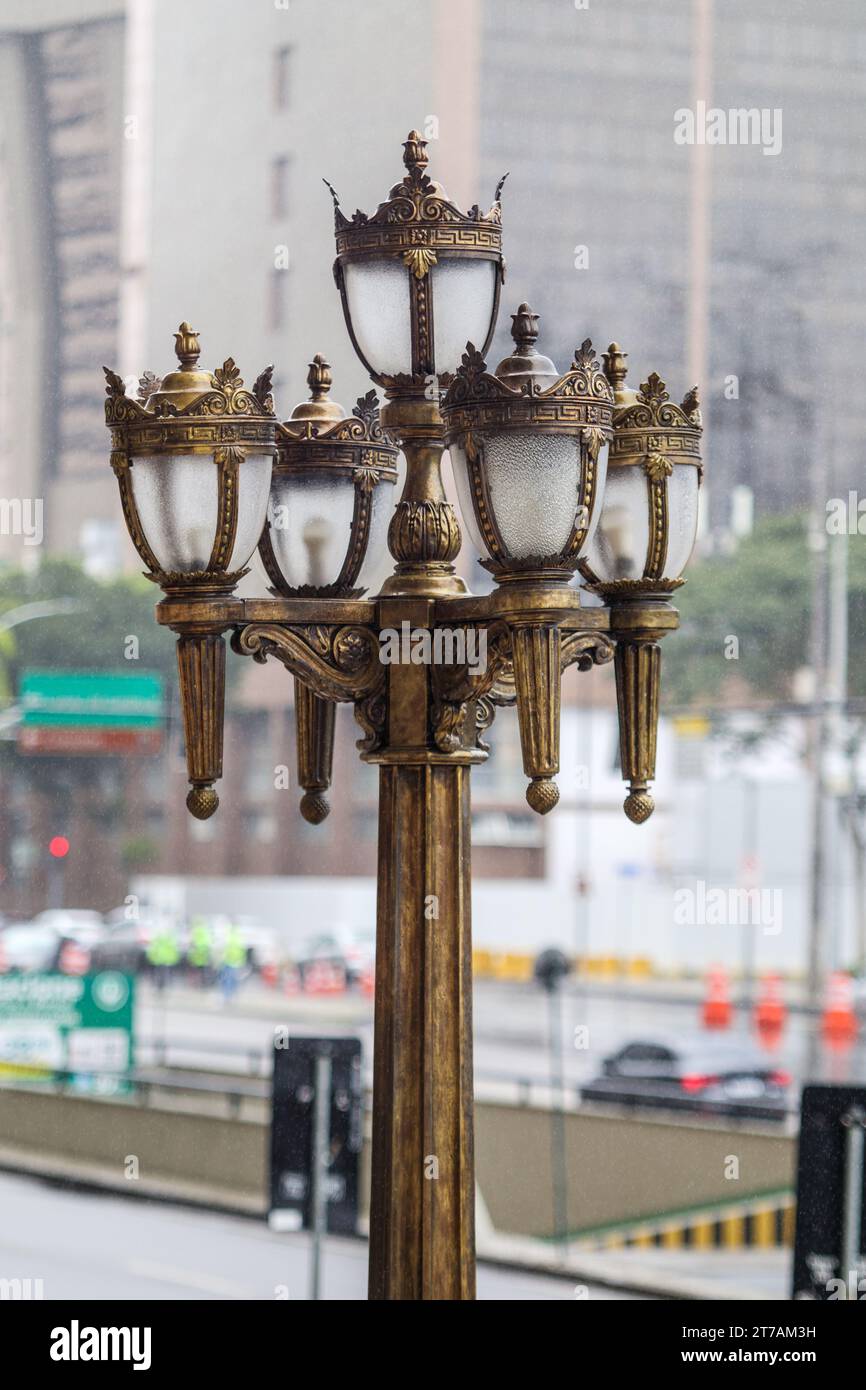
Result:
[580, 1034, 792, 1122]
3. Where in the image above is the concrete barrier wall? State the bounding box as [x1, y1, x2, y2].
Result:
[0, 1087, 795, 1237]
[475, 1103, 795, 1236]
[0, 1088, 268, 1211]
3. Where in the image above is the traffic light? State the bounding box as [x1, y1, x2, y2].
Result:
[48, 835, 70, 859]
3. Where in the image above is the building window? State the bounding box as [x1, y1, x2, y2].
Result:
[273, 47, 291, 109]
[271, 157, 290, 220]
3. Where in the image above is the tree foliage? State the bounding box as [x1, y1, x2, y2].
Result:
[664, 513, 866, 705]
[0, 559, 176, 684]
[0, 560, 178, 789]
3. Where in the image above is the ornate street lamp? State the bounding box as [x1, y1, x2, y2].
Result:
[104, 324, 277, 819]
[259, 354, 399, 823]
[579, 343, 703, 823]
[441, 304, 614, 813]
[327, 128, 504, 391]
[103, 132, 702, 1302]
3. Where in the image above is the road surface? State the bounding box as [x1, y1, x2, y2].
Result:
[136, 976, 866, 1098]
[0, 1171, 636, 1300]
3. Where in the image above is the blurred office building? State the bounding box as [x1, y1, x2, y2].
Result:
[0, 1, 863, 973]
[1, 0, 864, 565]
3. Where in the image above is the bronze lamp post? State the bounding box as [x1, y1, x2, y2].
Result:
[103, 131, 702, 1301]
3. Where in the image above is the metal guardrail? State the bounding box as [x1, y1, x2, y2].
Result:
[1, 1046, 801, 1125]
[0, 1064, 267, 1117]
[143, 1035, 270, 1076]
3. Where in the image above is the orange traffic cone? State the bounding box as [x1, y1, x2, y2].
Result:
[260, 960, 278, 988]
[304, 960, 346, 996]
[754, 974, 786, 1048]
[59, 941, 90, 976]
[283, 965, 302, 996]
[359, 965, 375, 998]
[821, 972, 859, 1048]
[701, 966, 732, 1029]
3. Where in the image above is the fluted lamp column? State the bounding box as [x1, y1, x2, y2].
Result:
[328, 133, 508, 1299]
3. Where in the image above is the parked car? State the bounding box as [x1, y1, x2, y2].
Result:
[33, 910, 105, 944]
[88, 919, 152, 975]
[0, 922, 63, 973]
[580, 1034, 792, 1122]
[293, 926, 375, 989]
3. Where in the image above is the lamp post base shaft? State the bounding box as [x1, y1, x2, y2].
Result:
[368, 760, 475, 1300]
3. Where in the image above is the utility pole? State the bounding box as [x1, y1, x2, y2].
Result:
[806, 416, 831, 1010]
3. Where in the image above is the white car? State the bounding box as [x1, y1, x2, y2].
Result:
[0, 923, 62, 973]
[33, 909, 105, 947]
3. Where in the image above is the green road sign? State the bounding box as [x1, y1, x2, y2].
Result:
[18, 669, 164, 755]
[0, 972, 134, 1094]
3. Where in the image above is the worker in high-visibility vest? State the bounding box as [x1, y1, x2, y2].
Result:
[187, 917, 213, 987]
[146, 925, 179, 990]
[218, 923, 247, 1004]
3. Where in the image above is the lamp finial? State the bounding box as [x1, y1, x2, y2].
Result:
[603, 342, 629, 404]
[510, 303, 540, 352]
[307, 353, 332, 401]
[402, 130, 429, 177]
[174, 322, 200, 370]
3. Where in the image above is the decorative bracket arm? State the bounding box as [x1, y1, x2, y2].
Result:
[232, 622, 383, 703]
[429, 620, 513, 754]
[561, 630, 615, 674]
[232, 620, 387, 817]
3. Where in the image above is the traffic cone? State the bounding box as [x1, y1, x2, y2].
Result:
[701, 966, 732, 1029]
[821, 972, 859, 1048]
[754, 974, 786, 1048]
[304, 961, 346, 996]
[58, 941, 90, 976]
[283, 965, 302, 996]
[359, 964, 375, 998]
[260, 960, 278, 988]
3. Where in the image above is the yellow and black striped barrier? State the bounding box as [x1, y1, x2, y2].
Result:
[472, 952, 657, 981]
[583, 1193, 795, 1252]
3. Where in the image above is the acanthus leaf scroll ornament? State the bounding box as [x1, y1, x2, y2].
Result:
[137, 371, 162, 405]
[352, 390, 380, 431]
[354, 687, 387, 755]
[560, 631, 615, 673]
[231, 623, 382, 704]
[643, 452, 674, 482]
[680, 385, 701, 424]
[430, 621, 513, 754]
[103, 367, 128, 399]
[212, 358, 243, 393]
[572, 339, 598, 371]
[353, 453, 382, 491]
[403, 246, 438, 279]
[581, 425, 608, 462]
[251, 365, 275, 413]
[388, 499, 461, 566]
[638, 372, 670, 412]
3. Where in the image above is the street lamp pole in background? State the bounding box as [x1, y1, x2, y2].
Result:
[535, 948, 571, 1251]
